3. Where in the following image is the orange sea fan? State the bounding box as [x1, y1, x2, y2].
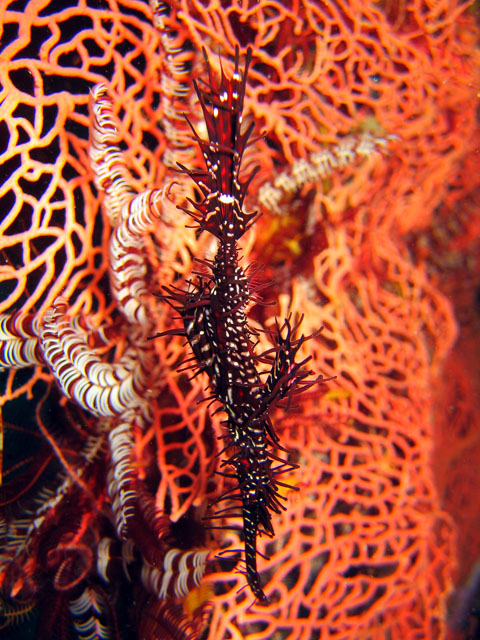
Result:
[203, 215, 458, 639]
[0, 0, 478, 638]
[0, 0, 163, 316]
[177, 0, 479, 233]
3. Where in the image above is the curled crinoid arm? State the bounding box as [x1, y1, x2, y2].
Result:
[68, 586, 118, 640]
[90, 83, 172, 328]
[0, 312, 125, 372]
[109, 188, 168, 327]
[107, 411, 171, 551]
[258, 132, 399, 214]
[148, 0, 197, 169]
[90, 83, 133, 225]
[40, 298, 149, 418]
[0, 431, 104, 598]
[141, 548, 211, 600]
[107, 410, 141, 540]
[0, 312, 43, 369]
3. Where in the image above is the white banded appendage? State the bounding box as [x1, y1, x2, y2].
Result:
[149, 0, 197, 168]
[90, 84, 133, 224]
[0, 312, 123, 371]
[69, 587, 111, 640]
[107, 411, 141, 539]
[140, 548, 211, 599]
[40, 298, 149, 418]
[109, 189, 164, 327]
[0, 312, 43, 369]
[258, 132, 398, 213]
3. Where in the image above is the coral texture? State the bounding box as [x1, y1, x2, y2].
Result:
[0, 0, 479, 638]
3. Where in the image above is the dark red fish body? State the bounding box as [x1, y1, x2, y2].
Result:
[156, 46, 323, 602]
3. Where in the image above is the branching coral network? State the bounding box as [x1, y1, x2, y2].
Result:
[0, 0, 478, 638]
